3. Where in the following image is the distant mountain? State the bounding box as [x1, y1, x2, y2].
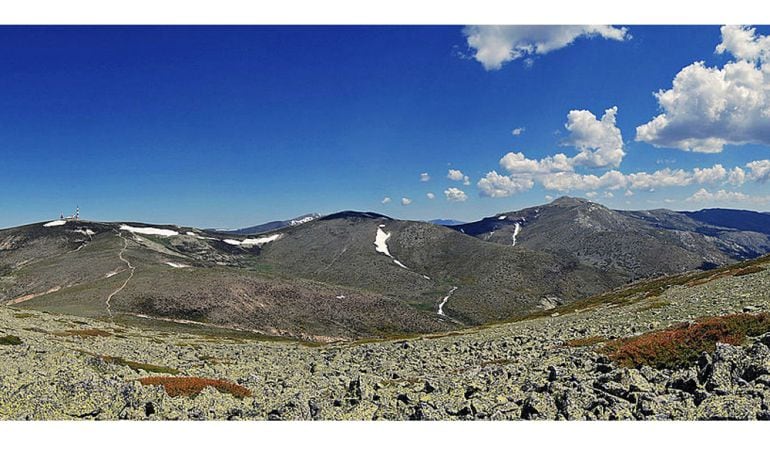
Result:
[682, 208, 770, 235]
[429, 219, 466, 226]
[448, 196, 770, 279]
[228, 213, 321, 235]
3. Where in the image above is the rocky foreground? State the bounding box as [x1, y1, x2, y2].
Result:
[1, 260, 769, 420]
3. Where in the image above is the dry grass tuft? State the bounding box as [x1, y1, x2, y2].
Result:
[55, 328, 113, 337]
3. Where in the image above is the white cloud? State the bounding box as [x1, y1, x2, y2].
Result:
[511, 127, 525, 136]
[447, 169, 465, 181]
[692, 164, 728, 185]
[636, 26, 770, 152]
[444, 187, 468, 202]
[728, 167, 747, 185]
[426, 192, 435, 200]
[400, 197, 412, 206]
[585, 191, 598, 198]
[477, 171, 534, 198]
[500, 151, 573, 174]
[540, 170, 627, 192]
[462, 176, 471, 185]
[381, 197, 391, 204]
[716, 25, 770, 63]
[463, 25, 630, 71]
[688, 188, 751, 203]
[626, 168, 692, 190]
[420, 172, 430, 182]
[747, 159, 770, 182]
[563, 106, 625, 168]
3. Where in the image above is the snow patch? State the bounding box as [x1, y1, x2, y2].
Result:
[223, 234, 283, 247]
[164, 262, 190, 268]
[241, 234, 283, 246]
[120, 225, 179, 237]
[498, 215, 507, 220]
[438, 286, 458, 316]
[512, 223, 522, 247]
[43, 220, 66, 227]
[289, 216, 317, 226]
[374, 228, 393, 257]
[335, 295, 346, 300]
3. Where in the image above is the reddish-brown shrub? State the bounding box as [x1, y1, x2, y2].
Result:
[604, 312, 770, 369]
[138, 376, 251, 399]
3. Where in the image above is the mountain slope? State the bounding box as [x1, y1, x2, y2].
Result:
[450, 197, 769, 280]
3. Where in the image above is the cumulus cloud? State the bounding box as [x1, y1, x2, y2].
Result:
[420, 172, 430, 182]
[444, 187, 468, 202]
[463, 25, 630, 71]
[748, 159, 770, 182]
[426, 192, 436, 200]
[540, 170, 627, 192]
[477, 171, 535, 198]
[563, 106, 625, 168]
[447, 169, 465, 181]
[381, 197, 391, 204]
[688, 188, 751, 203]
[447, 169, 471, 185]
[512, 127, 525, 136]
[400, 197, 412, 206]
[627, 168, 700, 191]
[500, 151, 573, 174]
[636, 25, 770, 152]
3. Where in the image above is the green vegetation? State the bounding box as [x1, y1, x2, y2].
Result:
[138, 376, 252, 399]
[13, 313, 35, 319]
[0, 335, 23, 345]
[604, 312, 770, 369]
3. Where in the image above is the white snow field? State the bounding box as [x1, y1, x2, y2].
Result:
[43, 220, 66, 227]
[119, 225, 179, 237]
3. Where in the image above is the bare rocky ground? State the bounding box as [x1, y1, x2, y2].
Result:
[1, 262, 769, 420]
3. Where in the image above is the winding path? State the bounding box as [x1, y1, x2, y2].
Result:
[105, 233, 135, 318]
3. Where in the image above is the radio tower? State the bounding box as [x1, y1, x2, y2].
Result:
[75, 206, 80, 222]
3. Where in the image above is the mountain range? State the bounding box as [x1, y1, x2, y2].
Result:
[1, 196, 769, 342]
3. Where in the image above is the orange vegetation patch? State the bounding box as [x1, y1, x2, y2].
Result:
[604, 312, 770, 369]
[138, 376, 251, 399]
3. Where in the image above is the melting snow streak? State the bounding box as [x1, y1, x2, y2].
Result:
[438, 286, 458, 316]
[512, 223, 521, 247]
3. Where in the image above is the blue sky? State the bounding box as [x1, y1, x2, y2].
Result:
[1, 25, 769, 229]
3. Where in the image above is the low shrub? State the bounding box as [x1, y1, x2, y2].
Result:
[138, 376, 251, 399]
[0, 335, 23, 345]
[604, 312, 770, 369]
